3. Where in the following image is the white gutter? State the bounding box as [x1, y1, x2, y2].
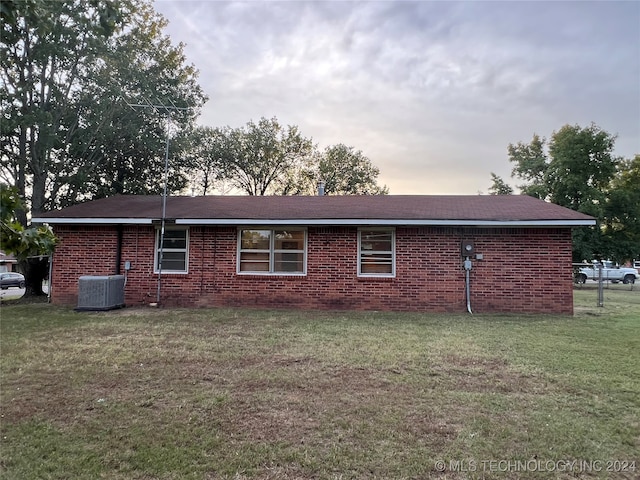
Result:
[177, 218, 596, 227]
[32, 217, 595, 227]
[31, 218, 153, 225]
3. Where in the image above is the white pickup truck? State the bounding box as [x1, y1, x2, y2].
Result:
[576, 261, 639, 284]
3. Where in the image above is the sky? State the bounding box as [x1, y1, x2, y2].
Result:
[153, 0, 640, 195]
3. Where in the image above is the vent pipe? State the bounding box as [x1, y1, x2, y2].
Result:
[317, 180, 325, 196]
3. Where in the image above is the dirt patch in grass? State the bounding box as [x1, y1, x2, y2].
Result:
[432, 354, 552, 395]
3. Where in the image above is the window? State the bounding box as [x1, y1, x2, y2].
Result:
[155, 228, 188, 273]
[358, 228, 395, 276]
[238, 228, 306, 274]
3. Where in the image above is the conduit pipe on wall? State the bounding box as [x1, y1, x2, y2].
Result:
[464, 257, 473, 314]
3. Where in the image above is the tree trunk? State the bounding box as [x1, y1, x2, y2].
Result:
[19, 257, 49, 297]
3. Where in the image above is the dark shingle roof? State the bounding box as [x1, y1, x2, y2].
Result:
[33, 194, 595, 226]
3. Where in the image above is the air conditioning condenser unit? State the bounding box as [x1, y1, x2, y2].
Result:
[76, 275, 125, 311]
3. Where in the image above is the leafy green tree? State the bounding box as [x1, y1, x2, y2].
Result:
[547, 124, 618, 261]
[1, 0, 205, 293]
[218, 117, 315, 196]
[317, 144, 388, 195]
[487, 173, 513, 195]
[178, 126, 234, 195]
[66, 2, 205, 204]
[1, 0, 205, 217]
[0, 184, 56, 295]
[507, 133, 548, 199]
[505, 123, 620, 261]
[546, 124, 617, 212]
[603, 155, 640, 263]
[183, 122, 389, 196]
[2, 0, 126, 220]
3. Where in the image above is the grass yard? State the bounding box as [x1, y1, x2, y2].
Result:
[1, 287, 639, 479]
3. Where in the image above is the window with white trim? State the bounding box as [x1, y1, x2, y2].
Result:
[238, 228, 306, 274]
[155, 228, 189, 273]
[358, 228, 395, 276]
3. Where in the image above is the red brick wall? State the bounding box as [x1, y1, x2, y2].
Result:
[50, 225, 574, 314]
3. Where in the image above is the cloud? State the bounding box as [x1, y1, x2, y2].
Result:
[155, 0, 640, 194]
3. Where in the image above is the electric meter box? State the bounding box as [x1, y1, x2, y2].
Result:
[461, 240, 475, 257]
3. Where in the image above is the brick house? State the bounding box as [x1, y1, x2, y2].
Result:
[33, 194, 595, 314]
[0, 251, 18, 273]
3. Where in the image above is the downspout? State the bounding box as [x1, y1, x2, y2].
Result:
[115, 224, 123, 274]
[47, 254, 53, 303]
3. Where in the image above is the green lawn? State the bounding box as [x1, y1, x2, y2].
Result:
[1, 287, 639, 479]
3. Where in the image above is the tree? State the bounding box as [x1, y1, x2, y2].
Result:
[546, 124, 617, 212]
[487, 173, 513, 195]
[1, 0, 205, 294]
[2, 0, 126, 220]
[317, 144, 388, 195]
[0, 184, 56, 295]
[178, 126, 235, 195]
[183, 121, 389, 196]
[603, 155, 640, 263]
[547, 124, 618, 261]
[1, 0, 206, 216]
[505, 123, 621, 261]
[506, 133, 548, 199]
[508, 124, 617, 212]
[218, 117, 315, 196]
[65, 2, 206, 204]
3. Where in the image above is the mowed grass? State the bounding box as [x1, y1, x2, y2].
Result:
[1, 286, 639, 479]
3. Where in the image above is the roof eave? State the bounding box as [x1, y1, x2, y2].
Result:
[32, 217, 596, 227]
[177, 219, 596, 227]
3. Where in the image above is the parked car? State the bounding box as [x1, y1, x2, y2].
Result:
[0, 272, 25, 289]
[576, 261, 639, 284]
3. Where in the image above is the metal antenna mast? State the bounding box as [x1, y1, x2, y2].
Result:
[125, 99, 190, 305]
